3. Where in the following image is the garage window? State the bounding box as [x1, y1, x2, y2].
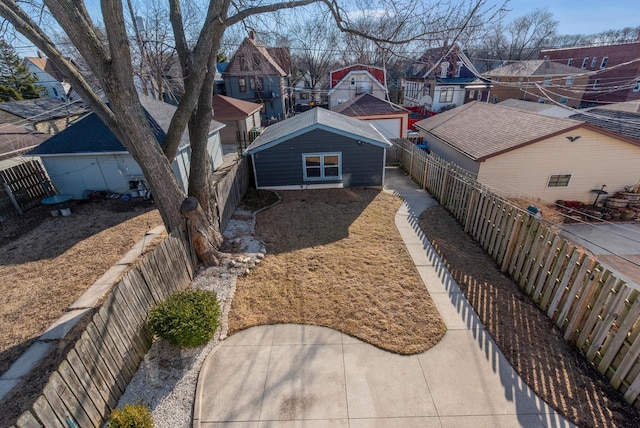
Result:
[303, 153, 342, 181]
[547, 174, 572, 187]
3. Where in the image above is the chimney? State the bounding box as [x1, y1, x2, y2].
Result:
[249, 30, 255, 40]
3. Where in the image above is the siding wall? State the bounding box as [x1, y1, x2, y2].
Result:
[477, 129, 640, 202]
[421, 133, 481, 175]
[252, 128, 386, 188]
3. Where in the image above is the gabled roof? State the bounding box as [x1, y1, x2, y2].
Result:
[244, 107, 391, 155]
[0, 98, 88, 122]
[414, 101, 586, 161]
[486, 60, 585, 77]
[0, 124, 48, 159]
[569, 108, 640, 142]
[329, 64, 386, 88]
[405, 44, 480, 80]
[225, 37, 290, 77]
[31, 95, 224, 156]
[332, 93, 408, 116]
[25, 57, 65, 82]
[212, 95, 262, 117]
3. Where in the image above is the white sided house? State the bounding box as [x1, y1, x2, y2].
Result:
[328, 64, 387, 109]
[30, 96, 225, 199]
[243, 107, 391, 189]
[414, 101, 640, 203]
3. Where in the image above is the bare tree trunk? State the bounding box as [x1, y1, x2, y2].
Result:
[181, 197, 223, 266]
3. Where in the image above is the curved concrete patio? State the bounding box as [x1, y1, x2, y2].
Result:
[193, 168, 575, 428]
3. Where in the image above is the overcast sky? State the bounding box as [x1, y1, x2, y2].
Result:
[494, 0, 640, 35]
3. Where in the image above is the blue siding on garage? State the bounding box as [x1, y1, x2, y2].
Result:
[252, 128, 385, 187]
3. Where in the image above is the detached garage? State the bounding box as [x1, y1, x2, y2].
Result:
[332, 93, 409, 138]
[243, 107, 391, 189]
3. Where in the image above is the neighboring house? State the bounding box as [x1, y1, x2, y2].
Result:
[414, 101, 640, 203]
[29, 96, 225, 199]
[332, 93, 409, 138]
[223, 32, 293, 121]
[403, 43, 491, 112]
[243, 107, 391, 189]
[328, 64, 387, 109]
[24, 55, 71, 100]
[212, 94, 262, 152]
[0, 124, 48, 161]
[497, 99, 575, 118]
[292, 70, 327, 108]
[215, 62, 228, 95]
[540, 37, 640, 106]
[0, 98, 88, 135]
[484, 59, 588, 107]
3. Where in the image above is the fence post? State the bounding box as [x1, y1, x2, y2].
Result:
[422, 156, 429, 189]
[439, 164, 450, 203]
[501, 213, 523, 272]
[464, 188, 480, 232]
[2, 181, 23, 215]
[409, 143, 415, 178]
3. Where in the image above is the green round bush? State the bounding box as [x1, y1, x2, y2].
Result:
[108, 403, 153, 428]
[147, 289, 220, 348]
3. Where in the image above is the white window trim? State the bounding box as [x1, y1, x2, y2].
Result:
[560, 97, 568, 105]
[567, 58, 573, 66]
[565, 76, 574, 86]
[439, 87, 454, 103]
[547, 173, 572, 188]
[302, 152, 342, 181]
[600, 57, 608, 69]
[590, 57, 598, 68]
[633, 80, 640, 93]
[593, 79, 600, 90]
[581, 58, 588, 69]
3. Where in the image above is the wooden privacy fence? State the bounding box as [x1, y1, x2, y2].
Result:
[210, 157, 251, 233]
[393, 139, 640, 409]
[0, 159, 54, 221]
[14, 234, 194, 427]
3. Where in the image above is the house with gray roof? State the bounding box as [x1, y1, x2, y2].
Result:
[0, 98, 88, 135]
[484, 59, 588, 107]
[243, 107, 391, 189]
[332, 93, 409, 138]
[414, 101, 640, 202]
[30, 95, 225, 199]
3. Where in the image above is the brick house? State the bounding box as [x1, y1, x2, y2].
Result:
[540, 35, 640, 106]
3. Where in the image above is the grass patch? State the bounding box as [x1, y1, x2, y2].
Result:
[228, 188, 446, 355]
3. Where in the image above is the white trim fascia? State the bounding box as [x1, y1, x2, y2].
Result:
[251, 153, 259, 188]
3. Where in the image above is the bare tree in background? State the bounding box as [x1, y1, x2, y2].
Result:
[0, 0, 503, 265]
[472, 8, 557, 71]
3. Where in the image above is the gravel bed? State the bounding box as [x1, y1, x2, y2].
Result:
[114, 209, 265, 427]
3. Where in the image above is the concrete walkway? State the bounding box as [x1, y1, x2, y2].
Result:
[193, 168, 574, 428]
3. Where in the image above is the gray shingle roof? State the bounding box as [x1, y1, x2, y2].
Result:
[569, 109, 640, 142]
[0, 98, 88, 122]
[486, 60, 585, 77]
[414, 101, 584, 161]
[0, 124, 48, 159]
[31, 95, 224, 155]
[332, 93, 408, 116]
[244, 107, 391, 154]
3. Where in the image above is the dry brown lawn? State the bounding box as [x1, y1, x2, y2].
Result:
[229, 188, 446, 355]
[0, 199, 164, 375]
[419, 205, 640, 428]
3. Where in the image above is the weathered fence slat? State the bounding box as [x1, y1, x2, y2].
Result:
[16, 411, 40, 428]
[598, 296, 640, 375]
[555, 257, 595, 329]
[586, 287, 634, 361]
[47, 369, 95, 428]
[547, 250, 583, 320]
[563, 265, 605, 342]
[31, 395, 64, 428]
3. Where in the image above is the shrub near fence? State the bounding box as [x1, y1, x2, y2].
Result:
[392, 139, 640, 409]
[13, 234, 194, 427]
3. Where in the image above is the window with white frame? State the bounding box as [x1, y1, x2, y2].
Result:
[565, 76, 574, 86]
[560, 97, 568, 104]
[469, 89, 475, 99]
[581, 58, 589, 69]
[634, 80, 640, 93]
[547, 174, 572, 187]
[593, 78, 600, 90]
[600, 57, 608, 68]
[567, 58, 573, 66]
[590, 57, 598, 68]
[303, 153, 342, 181]
[439, 87, 454, 103]
[538, 97, 546, 103]
[543, 76, 551, 86]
